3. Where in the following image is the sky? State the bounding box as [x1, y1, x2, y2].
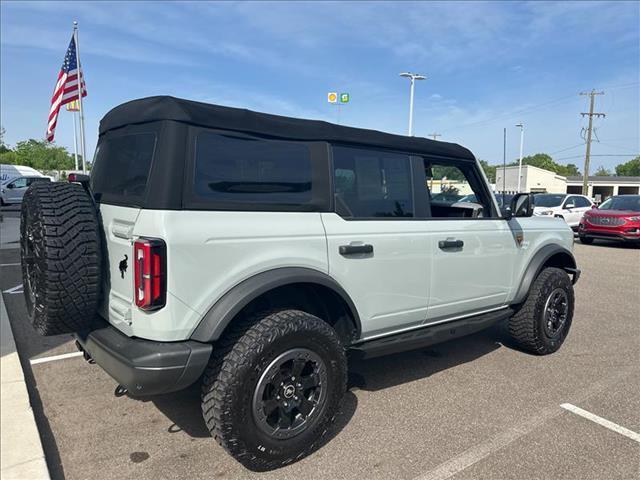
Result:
[1, 0, 638, 172]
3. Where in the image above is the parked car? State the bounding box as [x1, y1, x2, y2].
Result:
[0, 176, 51, 205]
[532, 193, 594, 229]
[578, 195, 640, 245]
[20, 96, 579, 470]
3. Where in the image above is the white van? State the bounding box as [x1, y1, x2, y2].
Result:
[0, 164, 47, 184]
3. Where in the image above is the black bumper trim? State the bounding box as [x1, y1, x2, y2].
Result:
[75, 323, 212, 396]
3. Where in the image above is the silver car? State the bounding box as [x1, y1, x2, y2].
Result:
[0, 176, 51, 205]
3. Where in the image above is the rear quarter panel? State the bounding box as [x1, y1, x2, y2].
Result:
[130, 210, 329, 341]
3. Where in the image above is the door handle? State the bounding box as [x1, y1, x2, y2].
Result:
[339, 244, 373, 255]
[438, 239, 464, 250]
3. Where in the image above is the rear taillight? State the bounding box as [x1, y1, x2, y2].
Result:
[133, 237, 166, 311]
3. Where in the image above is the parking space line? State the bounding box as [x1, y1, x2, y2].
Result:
[415, 404, 562, 480]
[30, 351, 84, 365]
[0, 263, 21, 266]
[560, 403, 640, 443]
[414, 370, 633, 480]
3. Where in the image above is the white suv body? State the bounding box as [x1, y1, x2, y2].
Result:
[22, 96, 580, 470]
[533, 193, 594, 228]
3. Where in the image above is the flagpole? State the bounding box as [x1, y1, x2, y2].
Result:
[73, 21, 87, 173]
[72, 110, 79, 171]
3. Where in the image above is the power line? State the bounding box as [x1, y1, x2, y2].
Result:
[549, 143, 585, 155]
[440, 93, 576, 133]
[555, 153, 638, 161]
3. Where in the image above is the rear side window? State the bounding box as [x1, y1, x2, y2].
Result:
[332, 145, 414, 218]
[91, 133, 156, 204]
[193, 132, 313, 207]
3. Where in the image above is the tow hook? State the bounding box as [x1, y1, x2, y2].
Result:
[114, 385, 128, 397]
[74, 340, 95, 364]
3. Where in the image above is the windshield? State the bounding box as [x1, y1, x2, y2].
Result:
[534, 194, 565, 208]
[598, 196, 640, 212]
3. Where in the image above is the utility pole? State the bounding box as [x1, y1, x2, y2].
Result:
[515, 123, 524, 192]
[580, 90, 605, 196]
[428, 133, 441, 141]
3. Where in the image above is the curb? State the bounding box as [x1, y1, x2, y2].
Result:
[0, 293, 50, 479]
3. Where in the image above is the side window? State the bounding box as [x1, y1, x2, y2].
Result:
[574, 196, 590, 208]
[332, 145, 414, 218]
[91, 132, 157, 202]
[424, 159, 492, 218]
[194, 132, 313, 207]
[10, 178, 27, 188]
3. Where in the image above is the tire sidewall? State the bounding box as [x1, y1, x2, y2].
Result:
[20, 187, 44, 321]
[213, 313, 346, 468]
[532, 269, 574, 354]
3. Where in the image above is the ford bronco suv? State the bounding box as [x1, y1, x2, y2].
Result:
[20, 96, 579, 471]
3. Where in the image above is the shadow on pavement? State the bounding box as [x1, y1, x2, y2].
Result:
[141, 381, 359, 455]
[139, 328, 502, 446]
[348, 327, 503, 391]
[580, 239, 640, 250]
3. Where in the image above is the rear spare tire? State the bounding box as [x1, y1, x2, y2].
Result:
[20, 182, 102, 335]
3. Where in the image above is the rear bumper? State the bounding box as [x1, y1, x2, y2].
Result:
[75, 321, 212, 396]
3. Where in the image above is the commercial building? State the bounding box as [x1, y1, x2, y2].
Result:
[495, 165, 640, 201]
[566, 176, 640, 202]
[495, 165, 567, 194]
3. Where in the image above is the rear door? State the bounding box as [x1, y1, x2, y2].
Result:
[90, 128, 158, 330]
[322, 145, 432, 339]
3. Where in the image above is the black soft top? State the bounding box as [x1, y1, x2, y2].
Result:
[99, 95, 476, 161]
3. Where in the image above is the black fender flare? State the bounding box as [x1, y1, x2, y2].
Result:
[190, 267, 361, 343]
[512, 244, 579, 304]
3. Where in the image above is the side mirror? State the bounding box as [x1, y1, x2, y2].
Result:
[565, 203, 575, 210]
[501, 205, 513, 220]
[591, 204, 598, 209]
[6, 183, 14, 189]
[509, 193, 534, 218]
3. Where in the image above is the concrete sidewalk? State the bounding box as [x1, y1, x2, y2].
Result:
[0, 293, 49, 479]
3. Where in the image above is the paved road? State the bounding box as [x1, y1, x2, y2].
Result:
[1, 231, 638, 479]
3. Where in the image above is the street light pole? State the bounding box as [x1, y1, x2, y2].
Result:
[516, 123, 524, 192]
[399, 72, 426, 136]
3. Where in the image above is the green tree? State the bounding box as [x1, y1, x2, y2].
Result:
[0, 126, 9, 154]
[562, 163, 581, 176]
[615, 156, 640, 176]
[0, 139, 73, 170]
[594, 166, 611, 176]
[509, 153, 581, 177]
[518, 153, 557, 172]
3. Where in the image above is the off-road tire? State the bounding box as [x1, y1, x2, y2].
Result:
[201, 309, 347, 471]
[508, 267, 574, 355]
[20, 182, 102, 335]
[579, 236, 594, 245]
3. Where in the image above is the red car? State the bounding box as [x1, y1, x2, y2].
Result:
[578, 195, 640, 245]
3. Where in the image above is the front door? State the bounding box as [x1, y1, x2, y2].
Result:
[6, 177, 28, 203]
[422, 159, 516, 321]
[322, 146, 431, 340]
[562, 195, 591, 227]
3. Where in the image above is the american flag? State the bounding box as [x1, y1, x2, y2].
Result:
[46, 35, 87, 142]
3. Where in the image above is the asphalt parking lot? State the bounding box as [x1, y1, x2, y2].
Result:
[1, 206, 639, 480]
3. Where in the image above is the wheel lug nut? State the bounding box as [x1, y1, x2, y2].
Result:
[276, 395, 280, 400]
[291, 376, 295, 381]
[283, 402, 288, 407]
